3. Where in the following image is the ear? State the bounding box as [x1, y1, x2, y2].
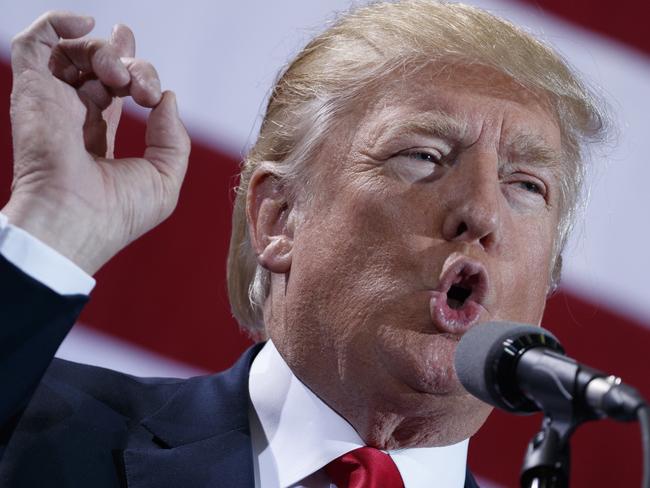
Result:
[547, 254, 562, 297]
[246, 165, 294, 273]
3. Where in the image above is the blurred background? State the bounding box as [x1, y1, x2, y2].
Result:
[1, 1, 649, 486]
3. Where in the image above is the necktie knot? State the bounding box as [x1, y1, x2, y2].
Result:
[325, 447, 405, 488]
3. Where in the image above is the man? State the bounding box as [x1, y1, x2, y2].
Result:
[0, 2, 605, 487]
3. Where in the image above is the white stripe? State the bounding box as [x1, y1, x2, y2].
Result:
[475, 477, 507, 488]
[55, 323, 206, 378]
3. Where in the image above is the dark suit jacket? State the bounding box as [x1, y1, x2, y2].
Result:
[0, 254, 479, 487]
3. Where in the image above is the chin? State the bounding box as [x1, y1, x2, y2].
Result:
[362, 381, 494, 449]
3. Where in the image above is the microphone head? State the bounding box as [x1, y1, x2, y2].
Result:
[454, 321, 563, 413]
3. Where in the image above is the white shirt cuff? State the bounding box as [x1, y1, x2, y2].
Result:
[0, 212, 95, 295]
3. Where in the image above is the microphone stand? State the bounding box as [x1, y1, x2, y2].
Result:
[520, 397, 650, 488]
[520, 416, 573, 488]
[516, 346, 607, 487]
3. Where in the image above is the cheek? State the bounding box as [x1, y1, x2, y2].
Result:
[348, 174, 444, 247]
[286, 182, 433, 328]
[500, 216, 557, 323]
[303, 177, 425, 260]
[291, 196, 405, 307]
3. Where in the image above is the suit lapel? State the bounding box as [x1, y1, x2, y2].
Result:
[123, 343, 264, 488]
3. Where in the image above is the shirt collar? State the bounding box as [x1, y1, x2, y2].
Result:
[249, 341, 469, 488]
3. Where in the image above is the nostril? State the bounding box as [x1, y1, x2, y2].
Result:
[455, 222, 468, 237]
[479, 232, 493, 250]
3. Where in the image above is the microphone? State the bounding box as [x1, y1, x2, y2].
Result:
[454, 321, 646, 421]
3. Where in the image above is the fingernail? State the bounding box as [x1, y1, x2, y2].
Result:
[150, 78, 162, 103]
[78, 15, 95, 28]
[117, 57, 133, 84]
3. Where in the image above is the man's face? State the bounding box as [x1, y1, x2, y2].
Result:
[268, 66, 563, 449]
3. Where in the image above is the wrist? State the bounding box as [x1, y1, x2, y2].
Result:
[2, 192, 110, 275]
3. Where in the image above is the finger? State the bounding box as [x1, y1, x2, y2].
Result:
[144, 91, 191, 184]
[110, 24, 135, 58]
[80, 95, 123, 158]
[120, 57, 162, 107]
[51, 38, 130, 88]
[49, 23, 135, 87]
[78, 78, 113, 111]
[103, 98, 124, 158]
[77, 80, 124, 157]
[83, 102, 109, 157]
[11, 11, 94, 77]
[52, 52, 161, 118]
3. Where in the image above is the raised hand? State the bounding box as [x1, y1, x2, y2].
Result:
[3, 11, 190, 275]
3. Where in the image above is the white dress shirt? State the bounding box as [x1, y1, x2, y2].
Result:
[1, 212, 470, 487]
[249, 341, 469, 488]
[0, 213, 95, 295]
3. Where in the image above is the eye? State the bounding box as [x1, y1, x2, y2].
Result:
[505, 173, 549, 206]
[384, 147, 448, 184]
[517, 180, 544, 195]
[399, 149, 442, 164]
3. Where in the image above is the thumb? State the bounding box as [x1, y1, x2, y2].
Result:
[144, 90, 191, 184]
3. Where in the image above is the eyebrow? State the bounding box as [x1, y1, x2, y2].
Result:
[371, 110, 469, 147]
[369, 111, 565, 172]
[503, 133, 563, 170]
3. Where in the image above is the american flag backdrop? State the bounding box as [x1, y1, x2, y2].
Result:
[1, 1, 649, 486]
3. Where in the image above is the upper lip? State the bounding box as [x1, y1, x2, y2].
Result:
[434, 254, 490, 311]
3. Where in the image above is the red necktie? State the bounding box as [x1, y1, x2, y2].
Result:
[325, 447, 405, 488]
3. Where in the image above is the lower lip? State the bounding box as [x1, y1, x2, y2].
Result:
[429, 291, 483, 334]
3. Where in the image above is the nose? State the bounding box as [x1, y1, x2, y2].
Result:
[441, 152, 502, 252]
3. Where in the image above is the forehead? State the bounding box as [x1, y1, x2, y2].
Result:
[349, 64, 563, 157]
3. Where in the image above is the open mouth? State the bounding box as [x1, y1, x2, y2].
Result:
[429, 256, 489, 334]
[446, 270, 484, 309]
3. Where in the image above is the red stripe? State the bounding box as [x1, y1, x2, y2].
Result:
[2, 58, 649, 487]
[513, 0, 650, 58]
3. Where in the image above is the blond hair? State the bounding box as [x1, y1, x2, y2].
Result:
[227, 0, 607, 333]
